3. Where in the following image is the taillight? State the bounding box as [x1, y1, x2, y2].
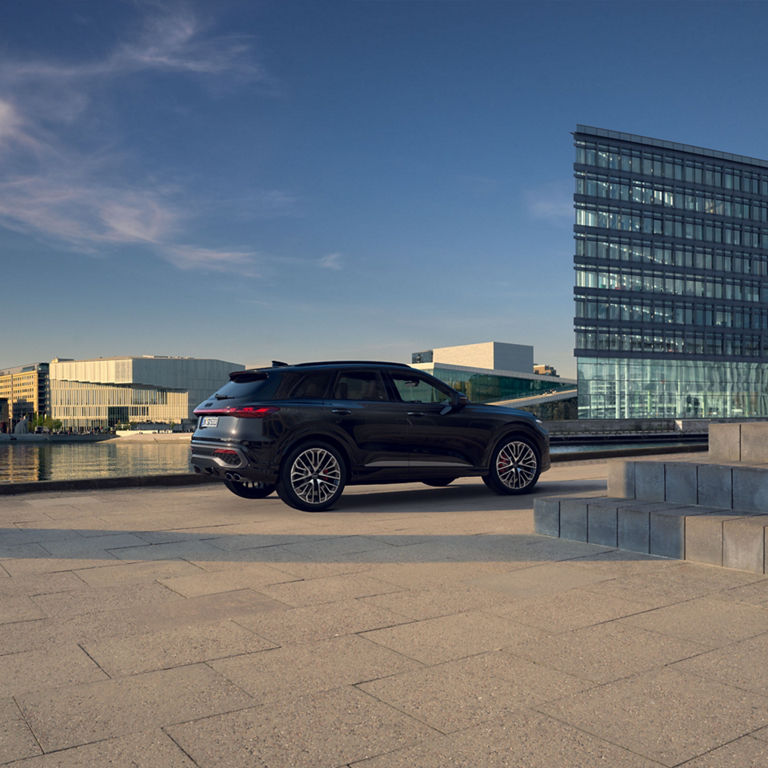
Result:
[193, 406, 280, 418]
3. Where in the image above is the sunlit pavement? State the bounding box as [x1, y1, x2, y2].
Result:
[2, 459, 768, 766]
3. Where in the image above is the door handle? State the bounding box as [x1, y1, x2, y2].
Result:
[331, 409, 351, 415]
[407, 411, 425, 417]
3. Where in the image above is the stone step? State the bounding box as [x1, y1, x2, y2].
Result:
[608, 460, 768, 512]
[534, 496, 768, 573]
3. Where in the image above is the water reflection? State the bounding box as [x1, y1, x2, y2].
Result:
[0, 443, 192, 484]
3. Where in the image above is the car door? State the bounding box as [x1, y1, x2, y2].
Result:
[327, 369, 412, 472]
[387, 370, 487, 470]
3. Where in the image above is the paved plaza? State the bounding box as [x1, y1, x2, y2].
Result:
[2, 459, 768, 766]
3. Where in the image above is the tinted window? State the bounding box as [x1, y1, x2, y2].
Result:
[285, 371, 333, 399]
[333, 371, 387, 401]
[212, 372, 270, 400]
[391, 373, 450, 404]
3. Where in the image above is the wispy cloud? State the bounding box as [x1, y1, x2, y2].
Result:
[0, 4, 276, 276]
[319, 253, 343, 270]
[524, 181, 573, 224]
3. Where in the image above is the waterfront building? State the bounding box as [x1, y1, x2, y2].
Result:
[48, 356, 243, 429]
[574, 125, 768, 418]
[0, 363, 49, 431]
[411, 341, 576, 409]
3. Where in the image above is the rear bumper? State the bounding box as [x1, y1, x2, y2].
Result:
[190, 439, 278, 484]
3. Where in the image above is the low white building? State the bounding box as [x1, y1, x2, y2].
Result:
[49, 356, 243, 429]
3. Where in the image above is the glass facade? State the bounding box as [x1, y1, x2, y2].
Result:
[574, 125, 768, 418]
[418, 364, 575, 404]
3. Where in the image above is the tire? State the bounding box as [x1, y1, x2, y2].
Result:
[422, 478, 456, 487]
[482, 435, 541, 495]
[277, 442, 346, 511]
[224, 479, 276, 499]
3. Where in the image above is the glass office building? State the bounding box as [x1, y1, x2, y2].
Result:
[574, 125, 768, 418]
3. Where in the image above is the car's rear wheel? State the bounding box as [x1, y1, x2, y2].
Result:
[422, 478, 456, 487]
[224, 479, 276, 499]
[277, 442, 346, 511]
[483, 435, 541, 495]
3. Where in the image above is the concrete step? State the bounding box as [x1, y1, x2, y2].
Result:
[534, 496, 768, 574]
[608, 459, 768, 512]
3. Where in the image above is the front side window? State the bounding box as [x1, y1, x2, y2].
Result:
[390, 373, 451, 404]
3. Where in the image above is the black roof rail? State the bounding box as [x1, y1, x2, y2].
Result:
[271, 360, 289, 367]
[295, 360, 411, 368]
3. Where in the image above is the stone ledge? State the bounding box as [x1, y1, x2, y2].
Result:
[534, 496, 768, 574]
[607, 459, 768, 513]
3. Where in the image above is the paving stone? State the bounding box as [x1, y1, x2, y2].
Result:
[0, 730, 196, 767]
[83, 619, 278, 676]
[540, 667, 768, 766]
[582, 561, 758, 608]
[559, 499, 588, 541]
[0, 571, 84, 597]
[165, 686, 434, 768]
[361, 584, 515, 621]
[504, 620, 704, 684]
[361, 610, 541, 665]
[723, 515, 768, 573]
[40, 533, 150, 557]
[606, 460, 635, 499]
[354, 710, 660, 768]
[258, 573, 402, 607]
[158, 563, 297, 597]
[672, 634, 768, 696]
[212, 634, 421, 703]
[0, 645, 108, 696]
[665, 462, 698, 505]
[697, 464, 733, 509]
[486, 587, 651, 634]
[359, 650, 589, 733]
[0, 717, 41, 764]
[16, 664, 254, 752]
[73, 559, 204, 587]
[31, 581, 183, 619]
[467, 560, 613, 600]
[234, 598, 409, 645]
[619, 596, 768, 648]
[0, 595, 47, 623]
[681, 736, 768, 767]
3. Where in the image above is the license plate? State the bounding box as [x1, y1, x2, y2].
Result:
[201, 416, 219, 428]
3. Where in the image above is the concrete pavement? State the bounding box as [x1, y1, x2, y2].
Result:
[2, 459, 768, 766]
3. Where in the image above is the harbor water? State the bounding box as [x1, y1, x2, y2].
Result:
[0, 438, 706, 485]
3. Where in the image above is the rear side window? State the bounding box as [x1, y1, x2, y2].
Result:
[275, 371, 333, 399]
[333, 371, 388, 401]
[212, 372, 271, 400]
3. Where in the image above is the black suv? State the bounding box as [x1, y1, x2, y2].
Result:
[191, 361, 549, 511]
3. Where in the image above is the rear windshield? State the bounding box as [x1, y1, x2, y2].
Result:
[212, 371, 271, 400]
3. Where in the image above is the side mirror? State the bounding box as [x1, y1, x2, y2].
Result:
[439, 393, 469, 415]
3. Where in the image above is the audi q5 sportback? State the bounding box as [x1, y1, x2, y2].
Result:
[191, 361, 550, 511]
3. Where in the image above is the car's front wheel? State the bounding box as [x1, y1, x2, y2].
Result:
[277, 442, 346, 511]
[483, 435, 541, 495]
[224, 479, 276, 499]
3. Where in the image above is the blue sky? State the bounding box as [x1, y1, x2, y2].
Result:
[2, 0, 768, 377]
